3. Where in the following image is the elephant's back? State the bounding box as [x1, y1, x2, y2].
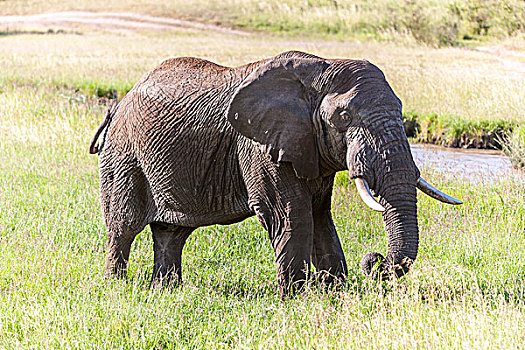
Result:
[155, 56, 231, 74]
[102, 56, 254, 226]
[138, 56, 242, 92]
[109, 56, 244, 134]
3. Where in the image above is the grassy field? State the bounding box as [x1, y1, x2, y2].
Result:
[4, 0, 524, 151]
[1, 28, 524, 125]
[1, 83, 524, 348]
[1, 8, 525, 349]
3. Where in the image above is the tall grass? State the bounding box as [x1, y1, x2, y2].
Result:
[404, 112, 517, 149]
[1, 28, 523, 154]
[1, 84, 524, 348]
[186, 0, 525, 46]
[1, 30, 524, 124]
[500, 125, 525, 169]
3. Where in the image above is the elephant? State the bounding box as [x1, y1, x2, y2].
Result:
[89, 50, 462, 298]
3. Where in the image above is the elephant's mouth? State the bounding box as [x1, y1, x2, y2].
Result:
[353, 176, 462, 212]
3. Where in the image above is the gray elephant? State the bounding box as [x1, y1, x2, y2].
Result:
[89, 51, 461, 298]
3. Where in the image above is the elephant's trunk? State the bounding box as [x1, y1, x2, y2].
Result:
[381, 186, 419, 277]
[347, 124, 420, 279]
[359, 179, 419, 279]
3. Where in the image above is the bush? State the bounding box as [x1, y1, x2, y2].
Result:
[450, 0, 525, 37]
[231, 0, 525, 46]
[404, 112, 516, 149]
[499, 125, 525, 169]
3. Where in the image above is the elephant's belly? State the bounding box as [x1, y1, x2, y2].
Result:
[152, 207, 253, 227]
[149, 179, 253, 227]
[137, 120, 252, 227]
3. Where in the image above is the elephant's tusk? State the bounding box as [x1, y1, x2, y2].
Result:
[355, 178, 386, 212]
[416, 177, 463, 205]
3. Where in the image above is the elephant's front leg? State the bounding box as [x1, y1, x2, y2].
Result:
[311, 207, 348, 285]
[310, 177, 347, 285]
[254, 197, 314, 299]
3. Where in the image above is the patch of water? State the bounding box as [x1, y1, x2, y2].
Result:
[410, 144, 523, 182]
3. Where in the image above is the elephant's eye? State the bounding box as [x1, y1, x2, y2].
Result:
[339, 110, 351, 119]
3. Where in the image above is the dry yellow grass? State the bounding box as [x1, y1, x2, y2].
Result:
[3, 0, 525, 46]
[1, 25, 524, 123]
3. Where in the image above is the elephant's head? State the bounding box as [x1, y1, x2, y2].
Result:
[227, 51, 462, 279]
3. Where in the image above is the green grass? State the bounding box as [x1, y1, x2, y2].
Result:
[1, 85, 524, 348]
[404, 112, 518, 149]
[1, 11, 525, 348]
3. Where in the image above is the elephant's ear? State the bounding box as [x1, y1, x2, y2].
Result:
[226, 57, 329, 179]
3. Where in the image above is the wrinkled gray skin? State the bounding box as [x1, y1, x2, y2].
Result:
[93, 51, 420, 298]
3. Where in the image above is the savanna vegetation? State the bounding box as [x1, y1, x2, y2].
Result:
[4, 0, 525, 46]
[1, 1, 524, 348]
[3, 0, 525, 152]
[500, 124, 525, 169]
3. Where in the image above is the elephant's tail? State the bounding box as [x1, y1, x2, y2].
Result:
[89, 97, 119, 155]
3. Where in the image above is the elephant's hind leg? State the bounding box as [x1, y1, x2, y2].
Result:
[105, 228, 142, 278]
[101, 156, 151, 279]
[104, 203, 148, 278]
[150, 223, 195, 287]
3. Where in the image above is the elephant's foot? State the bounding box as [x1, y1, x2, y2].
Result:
[104, 241, 135, 279]
[104, 228, 140, 279]
[277, 273, 308, 300]
[104, 256, 129, 279]
[278, 269, 348, 299]
[150, 266, 183, 289]
[313, 269, 346, 289]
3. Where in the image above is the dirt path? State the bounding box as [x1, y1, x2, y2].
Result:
[0, 11, 250, 36]
[2, 11, 524, 73]
[473, 45, 525, 73]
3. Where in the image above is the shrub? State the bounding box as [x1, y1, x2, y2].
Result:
[499, 125, 525, 169]
[404, 112, 516, 149]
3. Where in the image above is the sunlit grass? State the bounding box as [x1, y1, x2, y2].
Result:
[3, 0, 525, 46]
[1, 29, 524, 124]
[500, 125, 525, 169]
[0, 81, 524, 349]
[1, 14, 525, 347]
[1, 28, 524, 153]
